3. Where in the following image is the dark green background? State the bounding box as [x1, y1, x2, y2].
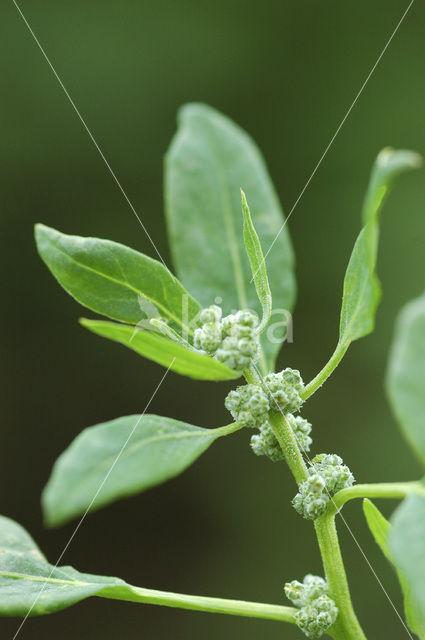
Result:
[1, 1, 424, 638]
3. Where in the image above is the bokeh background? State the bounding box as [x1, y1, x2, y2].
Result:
[1, 1, 425, 638]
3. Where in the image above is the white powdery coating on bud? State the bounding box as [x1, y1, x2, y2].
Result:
[293, 453, 355, 520]
[310, 454, 355, 494]
[293, 475, 328, 520]
[225, 384, 270, 429]
[194, 306, 260, 371]
[264, 368, 304, 414]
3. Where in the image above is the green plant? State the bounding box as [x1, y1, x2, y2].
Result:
[1, 103, 424, 639]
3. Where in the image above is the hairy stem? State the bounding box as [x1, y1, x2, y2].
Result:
[314, 515, 367, 640]
[101, 585, 298, 623]
[301, 342, 349, 401]
[268, 413, 367, 639]
[268, 412, 308, 484]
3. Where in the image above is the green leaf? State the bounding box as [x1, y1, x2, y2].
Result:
[363, 499, 391, 558]
[339, 149, 421, 350]
[35, 224, 201, 334]
[43, 415, 240, 527]
[387, 291, 425, 468]
[80, 318, 240, 381]
[363, 499, 425, 638]
[240, 190, 272, 333]
[0, 515, 296, 622]
[302, 149, 421, 401]
[165, 103, 296, 372]
[0, 514, 127, 616]
[390, 495, 425, 636]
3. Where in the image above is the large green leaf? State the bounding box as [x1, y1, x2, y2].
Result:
[165, 103, 296, 372]
[35, 224, 201, 334]
[0, 516, 296, 622]
[390, 495, 425, 626]
[43, 415, 240, 527]
[0, 515, 127, 616]
[363, 499, 425, 638]
[339, 149, 421, 350]
[387, 292, 425, 468]
[80, 318, 240, 381]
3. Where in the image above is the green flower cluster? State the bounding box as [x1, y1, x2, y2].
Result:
[293, 454, 355, 520]
[310, 454, 355, 494]
[225, 384, 270, 429]
[285, 575, 338, 638]
[264, 368, 304, 414]
[250, 423, 283, 461]
[251, 414, 312, 462]
[193, 305, 259, 371]
[287, 414, 313, 452]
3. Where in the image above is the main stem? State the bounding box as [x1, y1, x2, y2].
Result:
[270, 412, 367, 640]
[315, 515, 367, 640]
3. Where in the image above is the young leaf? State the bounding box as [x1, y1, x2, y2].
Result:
[240, 190, 272, 333]
[302, 149, 421, 400]
[80, 318, 240, 381]
[387, 291, 425, 468]
[363, 499, 425, 638]
[165, 103, 296, 372]
[35, 224, 201, 334]
[339, 149, 421, 349]
[0, 515, 296, 622]
[42, 415, 241, 527]
[390, 495, 425, 628]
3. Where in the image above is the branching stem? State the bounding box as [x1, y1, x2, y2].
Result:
[268, 411, 367, 639]
[102, 585, 298, 623]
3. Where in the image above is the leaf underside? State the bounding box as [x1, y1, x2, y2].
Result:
[363, 499, 425, 638]
[387, 291, 425, 468]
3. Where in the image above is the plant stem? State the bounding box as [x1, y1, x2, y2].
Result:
[210, 422, 245, 437]
[102, 585, 298, 623]
[267, 414, 367, 639]
[314, 515, 367, 640]
[268, 412, 308, 484]
[301, 342, 349, 401]
[331, 481, 425, 511]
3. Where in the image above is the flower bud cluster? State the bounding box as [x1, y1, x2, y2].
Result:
[293, 454, 355, 520]
[264, 369, 304, 414]
[251, 414, 313, 462]
[250, 423, 283, 462]
[285, 575, 338, 638]
[225, 384, 270, 429]
[193, 306, 260, 371]
[287, 414, 313, 453]
[310, 454, 355, 494]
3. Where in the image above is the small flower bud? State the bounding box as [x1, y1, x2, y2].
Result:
[285, 575, 337, 638]
[195, 306, 260, 371]
[287, 414, 313, 452]
[199, 304, 222, 324]
[293, 475, 328, 520]
[225, 384, 270, 429]
[250, 423, 284, 462]
[310, 454, 355, 494]
[264, 368, 304, 414]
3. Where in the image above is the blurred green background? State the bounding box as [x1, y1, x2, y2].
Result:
[1, 1, 424, 638]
